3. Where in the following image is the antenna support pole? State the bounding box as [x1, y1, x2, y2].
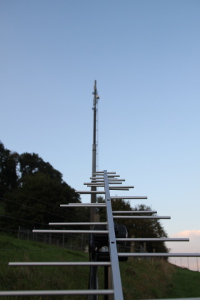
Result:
[91, 80, 100, 223]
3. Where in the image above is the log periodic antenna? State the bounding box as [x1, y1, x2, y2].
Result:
[6, 170, 200, 299]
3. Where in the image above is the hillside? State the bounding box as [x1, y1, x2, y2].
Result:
[0, 233, 200, 299]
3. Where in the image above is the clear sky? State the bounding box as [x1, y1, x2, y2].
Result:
[1, 0, 200, 269]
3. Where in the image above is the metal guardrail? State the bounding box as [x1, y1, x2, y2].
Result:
[1, 170, 200, 300]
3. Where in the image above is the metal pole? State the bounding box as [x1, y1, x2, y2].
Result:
[92, 80, 97, 180]
[91, 80, 100, 223]
[103, 170, 124, 300]
[0, 290, 114, 297]
[90, 85, 101, 300]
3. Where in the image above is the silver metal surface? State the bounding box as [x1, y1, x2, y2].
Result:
[118, 253, 200, 257]
[60, 203, 106, 207]
[0, 290, 114, 296]
[85, 182, 122, 185]
[90, 178, 125, 181]
[108, 182, 123, 184]
[95, 171, 116, 174]
[9, 262, 111, 266]
[116, 238, 189, 242]
[103, 170, 124, 300]
[32, 229, 108, 234]
[109, 186, 134, 189]
[75, 191, 105, 194]
[113, 211, 157, 214]
[91, 175, 120, 178]
[68, 203, 105, 205]
[85, 183, 106, 186]
[110, 196, 147, 199]
[89, 183, 104, 185]
[49, 222, 108, 226]
[110, 188, 129, 191]
[102, 180, 125, 182]
[113, 215, 171, 219]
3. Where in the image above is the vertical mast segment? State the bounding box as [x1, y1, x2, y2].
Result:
[91, 80, 100, 222]
[92, 80, 99, 180]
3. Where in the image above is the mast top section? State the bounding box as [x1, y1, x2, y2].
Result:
[93, 80, 100, 107]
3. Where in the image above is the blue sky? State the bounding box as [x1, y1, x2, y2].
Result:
[1, 0, 200, 268]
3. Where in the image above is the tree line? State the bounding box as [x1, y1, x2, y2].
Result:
[0, 141, 89, 232]
[98, 198, 168, 253]
[0, 141, 168, 253]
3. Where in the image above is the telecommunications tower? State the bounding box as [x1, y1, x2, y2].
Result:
[91, 80, 100, 222]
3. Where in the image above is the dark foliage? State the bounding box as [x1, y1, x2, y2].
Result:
[0, 141, 89, 233]
[98, 197, 169, 254]
[18, 152, 62, 182]
[0, 142, 18, 197]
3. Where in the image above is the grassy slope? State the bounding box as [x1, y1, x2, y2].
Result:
[164, 265, 200, 298]
[0, 234, 91, 300]
[0, 234, 200, 299]
[121, 259, 200, 299]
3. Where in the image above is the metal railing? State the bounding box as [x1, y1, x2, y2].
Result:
[1, 170, 200, 299]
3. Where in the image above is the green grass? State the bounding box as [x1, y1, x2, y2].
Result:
[120, 258, 175, 299]
[0, 233, 200, 299]
[164, 265, 200, 298]
[0, 234, 92, 300]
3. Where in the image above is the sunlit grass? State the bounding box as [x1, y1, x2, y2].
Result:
[0, 233, 200, 299]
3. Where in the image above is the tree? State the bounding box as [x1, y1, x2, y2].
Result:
[0, 142, 90, 235]
[2, 173, 81, 230]
[18, 152, 62, 182]
[130, 204, 168, 253]
[0, 141, 18, 198]
[98, 198, 168, 254]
